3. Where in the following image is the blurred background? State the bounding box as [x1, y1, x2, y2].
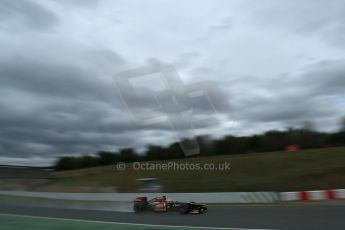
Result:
[0, 0, 345, 229]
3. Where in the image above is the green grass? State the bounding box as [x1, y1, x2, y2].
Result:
[13, 147, 345, 192]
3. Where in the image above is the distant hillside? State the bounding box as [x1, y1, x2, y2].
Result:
[28, 147, 345, 192]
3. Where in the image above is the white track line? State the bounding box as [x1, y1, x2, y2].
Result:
[0, 213, 278, 230]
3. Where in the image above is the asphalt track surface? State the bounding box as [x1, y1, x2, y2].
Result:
[0, 202, 344, 230]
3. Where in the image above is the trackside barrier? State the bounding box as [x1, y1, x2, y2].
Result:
[280, 189, 345, 201]
[1, 189, 344, 203]
[0, 191, 278, 203]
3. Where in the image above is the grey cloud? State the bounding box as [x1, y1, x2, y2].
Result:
[191, 57, 345, 135]
[53, 0, 103, 8]
[0, 55, 219, 159]
[228, 59, 345, 130]
[0, 51, 126, 104]
[0, 0, 59, 31]
[248, 0, 345, 47]
[0, 46, 139, 159]
[173, 52, 201, 69]
[300, 60, 345, 96]
[1, 0, 345, 165]
[211, 17, 233, 30]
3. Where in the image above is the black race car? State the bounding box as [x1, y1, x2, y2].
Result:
[133, 196, 207, 214]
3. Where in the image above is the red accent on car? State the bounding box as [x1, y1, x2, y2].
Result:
[285, 145, 300, 151]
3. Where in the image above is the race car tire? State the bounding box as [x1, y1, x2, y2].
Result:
[179, 203, 190, 214]
[199, 206, 207, 213]
[133, 203, 146, 213]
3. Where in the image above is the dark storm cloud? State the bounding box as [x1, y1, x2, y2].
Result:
[0, 53, 218, 159]
[0, 39, 143, 160]
[0, 58, 163, 156]
[224, 59, 345, 131]
[0, 0, 58, 31]
[301, 60, 345, 96]
[1, 0, 345, 165]
[0, 56, 117, 103]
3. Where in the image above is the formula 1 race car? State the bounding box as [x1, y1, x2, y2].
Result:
[133, 196, 207, 214]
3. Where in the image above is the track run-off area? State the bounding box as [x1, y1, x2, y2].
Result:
[0, 201, 345, 230]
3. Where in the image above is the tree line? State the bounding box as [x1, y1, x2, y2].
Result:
[55, 119, 345, 170]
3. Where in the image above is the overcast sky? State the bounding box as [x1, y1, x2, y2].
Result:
[1, 0, 345, 166]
